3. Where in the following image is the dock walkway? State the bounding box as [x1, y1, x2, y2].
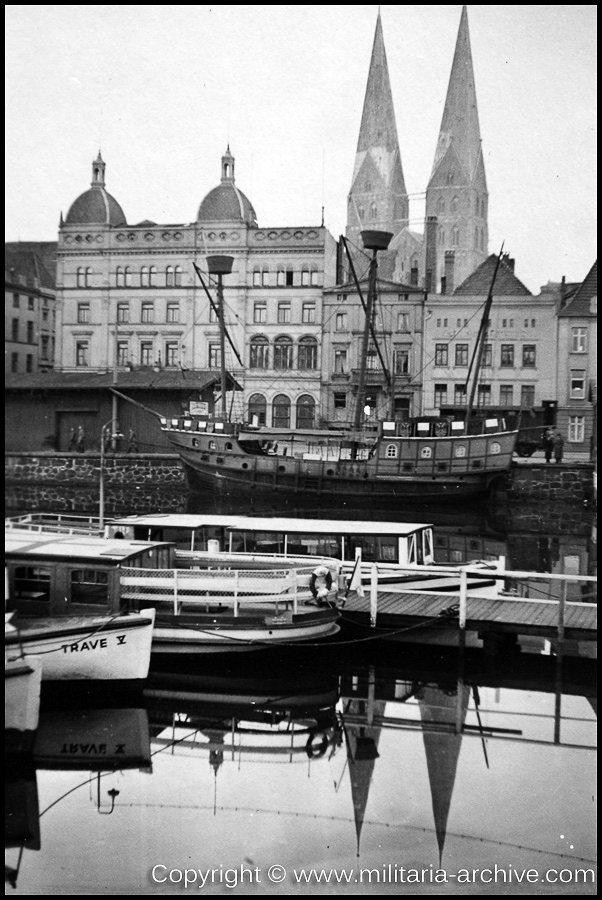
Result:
[341, 582, 597, 642]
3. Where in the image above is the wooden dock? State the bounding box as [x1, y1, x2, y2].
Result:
[340, 588, 597, 643]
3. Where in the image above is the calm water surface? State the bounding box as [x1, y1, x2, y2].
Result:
[5, 486, 597, 894]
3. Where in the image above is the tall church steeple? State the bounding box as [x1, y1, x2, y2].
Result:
[425, 6, 488, 291]
[346, 10, 408, 272]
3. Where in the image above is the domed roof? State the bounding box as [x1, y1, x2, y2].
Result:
[196, 148, 257, 226]
[64, 153, 127, 227]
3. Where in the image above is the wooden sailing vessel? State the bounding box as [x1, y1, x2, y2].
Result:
[160, 236, 518, 502]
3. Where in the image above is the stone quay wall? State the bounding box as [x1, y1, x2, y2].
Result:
[505, 462, 595, 504]
[5, 453, 594, 504]
[5, 452, 186, 486]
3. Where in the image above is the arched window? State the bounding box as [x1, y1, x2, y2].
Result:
[85, 268, 92, 286]
[301, 267, 310, 286]
[253, 267, 262, 287]
[480, 228, 486, 251]
[124, 267, 132, 287]
[274, 336, 293, 370]
[298, 336, 318, 371]
[149, 266, 157, 286]
[451, 196, 459, 214]
[166, 266, 174, 287]
[370, 202, 378, 220]
[174, 265, 183, 286]
[276, 267, 285, 287]
[116, 267, 124, 287]
[272, 394, 291, 428]
[446, 170, 455, 185]
[296, 394, 315, 429]
[451, 227, 460, 246]
[386, 444, 398, 459]
[436, 196, 445, 214]
[475, 227, 479, 249]
[358, 206, 365, 221]
[248, 393, 267, 426]
[140, 266, 149, 288]
[438, 227, 445, 246]
[77, 267, 85, 288]
[480, 197, 487, 218]
[250, 336, 269, 369]
[310, 267, 320, 286]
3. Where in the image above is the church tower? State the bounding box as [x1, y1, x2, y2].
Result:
[425, 6, 488, 292]
[346, 10, 408, 278]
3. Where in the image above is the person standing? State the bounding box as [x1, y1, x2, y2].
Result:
[553, 430, 564, 464]
[126, 428, 137, 453]
[68, 427, 77, 452]
[76, 425, 86, 453]
[543, 428, 554, 463]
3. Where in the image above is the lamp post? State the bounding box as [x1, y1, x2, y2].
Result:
[99, 419, 123, 529]
[206, 255, 234, 422]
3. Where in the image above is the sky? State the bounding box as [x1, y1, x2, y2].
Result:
[5, 5, 597, 294]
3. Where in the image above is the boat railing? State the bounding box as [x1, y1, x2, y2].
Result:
[119, 565, 327, 615]
[5, 514, 103, 535]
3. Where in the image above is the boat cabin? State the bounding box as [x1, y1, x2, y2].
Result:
[5, 532, 173, 618]
[107, 514, 435, 568]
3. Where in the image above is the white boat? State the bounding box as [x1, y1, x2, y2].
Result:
[5, 529, 340, 655]
[5, 625, 43, 755]
[106, 512, 505, 596]
[5, 612, 156, 683]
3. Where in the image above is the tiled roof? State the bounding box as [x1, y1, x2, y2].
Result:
[5, 368, 240, 392]
[558, 261, 597, 317]
[5, 241, 58, 290]
[454, 254, 532, 296]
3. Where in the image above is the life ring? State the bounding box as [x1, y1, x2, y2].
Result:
[306, 731, 330, 758]
[309, 565, 333, 600]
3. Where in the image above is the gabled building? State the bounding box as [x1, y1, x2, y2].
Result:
[5, 241, 57, 375]
[556, 261, 597, 454]
[422, 254, 558, 419]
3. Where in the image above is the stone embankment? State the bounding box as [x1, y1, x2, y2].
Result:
[5, 452, 186, 486]
[506, 461, 595, 504]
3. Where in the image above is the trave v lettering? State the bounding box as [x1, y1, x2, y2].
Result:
[61, 634, 127, 653]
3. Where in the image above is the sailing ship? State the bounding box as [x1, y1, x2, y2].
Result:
[160, 236, 519, 502]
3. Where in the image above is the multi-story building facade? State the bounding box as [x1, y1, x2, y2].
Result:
[56, 149, 338, 429]
[322, 277, 425, 425]
[555, 261, 597, 454]
[422, 254, 558, 418]
[5, 242, 57, 375]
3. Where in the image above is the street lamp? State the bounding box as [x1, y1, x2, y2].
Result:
[206, 255, 234, 422]
[99, 419, 124, 529]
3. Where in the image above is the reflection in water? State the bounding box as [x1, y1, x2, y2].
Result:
[5, 648, 596, 895]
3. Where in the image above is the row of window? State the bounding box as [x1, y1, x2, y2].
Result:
[435, 195, 487, 217]
[77, 301, 182, 325]
[332, 312, 411, 332]
[252, 301, 316, 325]
[12, 293, 37, 310]
[433, 383, 536, 408]
[434, 343, 537, 368]
[252, 266, 321, 287]
[249, 336, 318, 370]
[247, 393, 316, 429]
[75, 266, 185, 288]
[10, 320, 36, 343]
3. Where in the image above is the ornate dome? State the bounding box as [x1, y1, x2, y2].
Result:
[196, 148, 257, 226]
[64, 153, 127, 227]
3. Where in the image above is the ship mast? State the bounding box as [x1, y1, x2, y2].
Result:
[464, 245, 505, 425]
[353, 230, 393, 430]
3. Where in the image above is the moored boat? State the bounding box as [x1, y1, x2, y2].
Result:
[5, 528, 341, 655]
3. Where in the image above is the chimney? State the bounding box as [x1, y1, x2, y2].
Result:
[424, 216, 438, 293]
[444, 250, 455, 294]
[502, 252, 515, 272]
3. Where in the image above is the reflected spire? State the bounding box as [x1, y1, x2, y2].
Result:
[418, 683, 470, 865]
[342, 698, 386, 857]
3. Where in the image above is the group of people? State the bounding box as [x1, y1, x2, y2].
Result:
[543, 428, 564, 464]
[68, 426, 138, 453]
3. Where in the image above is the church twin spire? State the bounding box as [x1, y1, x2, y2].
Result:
[347, 6, 489, 290]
